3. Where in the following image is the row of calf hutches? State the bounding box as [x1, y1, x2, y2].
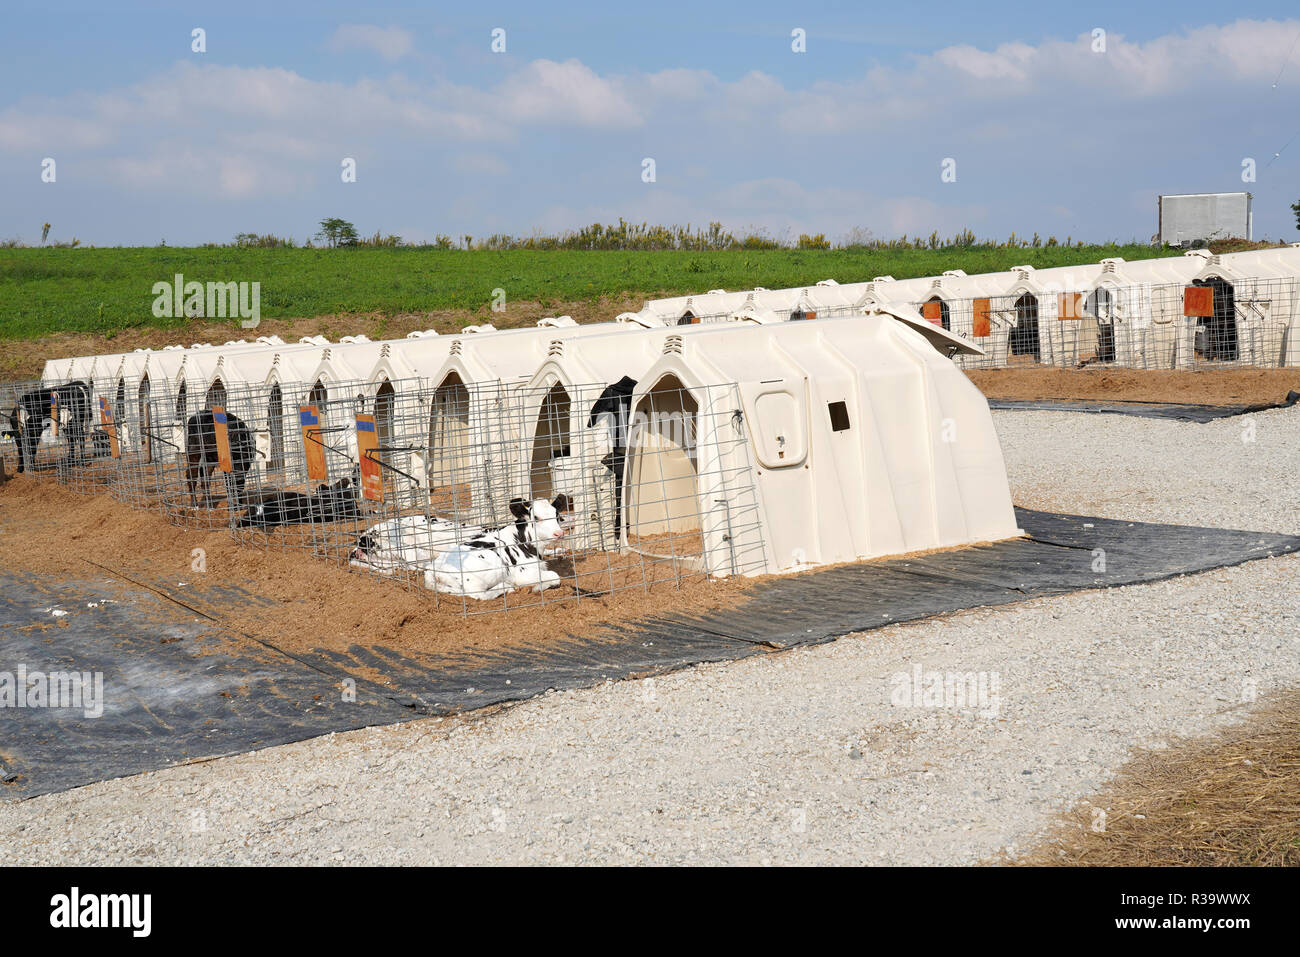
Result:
[28, 245, 1298, 584]
[29, 306, 1025, 581]
[621, 246, 1300, 370]
[338, 310, 1021, 576]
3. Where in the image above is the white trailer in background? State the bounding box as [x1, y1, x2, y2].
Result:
[1158, 192, 1252, 246]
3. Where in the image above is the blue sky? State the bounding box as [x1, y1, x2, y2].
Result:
[3, 0, 1299, 246]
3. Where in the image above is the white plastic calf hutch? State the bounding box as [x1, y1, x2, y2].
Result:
[1180, 254, 1300, 368]
[631, 281, 875, 327]
[630, 289, 756, 326]
[400, 321, 653, 529]
[513, 324, 721, 550]
[630, 286, 816, 326]
[1082, 253, 1214, 369]
[855, 275, 944, 311]
[999, 263, 1112, 367]
[882, 271, 1020, 368]
[617, 312, 1021, 579]
[134, 339, 326, 466]
[303, 321, 633, 520]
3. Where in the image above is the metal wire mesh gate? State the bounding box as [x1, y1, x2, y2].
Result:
[107, 371, 173, 510]
[916, 277, 1300, 370]
[232, 377, 420, 573]
[1, 377, 111, 482]
[52, 374, 140, 494]
[330, 376, 768, 614]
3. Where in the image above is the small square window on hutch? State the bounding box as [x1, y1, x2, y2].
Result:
[827, 401, 851, 432]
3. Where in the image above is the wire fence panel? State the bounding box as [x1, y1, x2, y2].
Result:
[107, 372, 175, 511]
[54, 374, 137, 494]
[1, 379, 61, 477]
[232, 378, 422, 578]
[117, 373, 198, 515]
[316, 377, 769, 616]
[145, 378, 302, 530]
[931, 277, 1300, 371]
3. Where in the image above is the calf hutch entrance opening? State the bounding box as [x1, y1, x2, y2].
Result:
[624, 373, 731, 573]
[1190, 276, 1238, 362]
[530, 381, 571, 503]
[426, 372, 473, 512]
[1010, 293, 1041, 360]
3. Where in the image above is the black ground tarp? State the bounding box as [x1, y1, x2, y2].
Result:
[988, 390, 1300, 422]
[2, 508, 1297, 800]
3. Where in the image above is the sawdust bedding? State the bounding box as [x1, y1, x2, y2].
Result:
[0, 475, 751, 663]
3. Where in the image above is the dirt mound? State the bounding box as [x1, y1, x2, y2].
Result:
[968, 368, 1300, 406]
[0, 475, 748, 664]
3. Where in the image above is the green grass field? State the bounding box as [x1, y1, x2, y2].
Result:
[0, 243, 1179, 340]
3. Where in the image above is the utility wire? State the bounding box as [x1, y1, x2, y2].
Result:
[1265, 28, 1300, 166]
[1272, 27, 1300, 89]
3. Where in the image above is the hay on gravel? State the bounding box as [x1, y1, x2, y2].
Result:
[1014, 690, 1300, 866]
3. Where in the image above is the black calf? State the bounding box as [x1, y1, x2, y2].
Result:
[587, 376, 637, 539]
[237, 473, 362, 532]
[184, 409, 257, 507]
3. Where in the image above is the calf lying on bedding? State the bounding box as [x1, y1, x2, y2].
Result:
[236, 473, 363, 531]
[349, 514, 488, 574]
[350, 495, 573, 600]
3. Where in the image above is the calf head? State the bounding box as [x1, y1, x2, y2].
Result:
[351, 530, 378, 563]
[508, 494, 574, 544]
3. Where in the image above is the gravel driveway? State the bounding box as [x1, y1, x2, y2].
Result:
[3, 405, 1297, 865]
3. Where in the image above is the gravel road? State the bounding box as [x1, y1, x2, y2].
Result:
[3, 404, 1297, 865]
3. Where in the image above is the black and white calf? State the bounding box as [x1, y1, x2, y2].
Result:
[428, 495, 574, 599]
[349, 513, 489, 574]
[3, 381, 93, 473]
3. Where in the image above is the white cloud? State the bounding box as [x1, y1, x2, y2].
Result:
[327, 24, 414, 61]
[644, 68, 717, 100]
[920, 19, 1300, 96]
[933, 43, 1036, 82]
[496, 59, 642, 128]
